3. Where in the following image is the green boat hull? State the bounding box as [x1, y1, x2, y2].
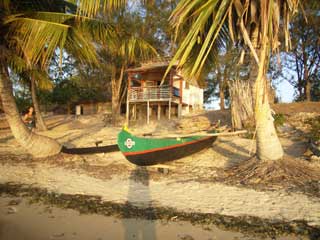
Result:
[117, 129, 217, 166]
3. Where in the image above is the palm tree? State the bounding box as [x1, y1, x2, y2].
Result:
[0, 0, 115, 158]
[101, 32, 158, 124]
[167, 0, 300, 161]
[23, 68, 54, 131]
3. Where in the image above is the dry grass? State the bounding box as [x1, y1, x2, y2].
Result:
[216, 156, 320, 196]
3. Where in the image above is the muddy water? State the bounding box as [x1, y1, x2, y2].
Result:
[0, 196, 300, 240]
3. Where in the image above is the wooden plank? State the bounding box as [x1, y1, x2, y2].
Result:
[141, 130, 247, 139]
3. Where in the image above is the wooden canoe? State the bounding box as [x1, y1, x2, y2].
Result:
[61, 144, 119, 154]
[117, 129, 217, 166]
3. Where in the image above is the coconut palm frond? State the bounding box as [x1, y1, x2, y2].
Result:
[125, 36, 158, 63]
[6, 16, 69, 68]
[31, 70, 53, 90]
[7, 53, 29, 73]
[103, 31, 158, 65]
[6, 12, 112, 68]
[0, 46, 25, 73]
[165, 0, 232, 83]
[77, 18, 116, 44]
[168, 0, 300, 81]
[22, 11, 76, 24]
[77, 0, 128, 17]
[64, 28, 100, 67]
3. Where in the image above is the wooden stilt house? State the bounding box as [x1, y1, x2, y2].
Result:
[126, 61, 204, 124]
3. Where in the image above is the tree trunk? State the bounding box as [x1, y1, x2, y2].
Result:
[254, 40, 283, 161]
[302, 45, 311, 101]
[219, 86, 225, 110]
[111, 65, 124, 125]
[67, 103, 71, 115]
[0, 65, 61, 158]
[305, 79, 312, 101]
[229, 79, 254, 130]
[31, 77, 47, 131]
[218, 70, 225, 110]
[111, 89, 120, 125]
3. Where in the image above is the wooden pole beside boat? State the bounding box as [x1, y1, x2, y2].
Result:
[142, 130, 247, 139]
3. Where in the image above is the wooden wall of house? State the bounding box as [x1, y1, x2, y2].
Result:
[82, 103, 97, 115]
[97, 102, 112, 114]
[80, 102, 112, 115]
[141, 72, 170, 84]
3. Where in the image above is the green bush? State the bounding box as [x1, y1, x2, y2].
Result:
[273, 113, 286, 128]
[310, 117, 320, 141]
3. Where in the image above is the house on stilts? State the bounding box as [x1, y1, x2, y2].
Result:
[126, 60, 204, 124]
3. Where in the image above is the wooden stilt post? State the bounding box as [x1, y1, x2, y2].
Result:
[126, 73, 131, 126]
[168, 100, 171, 120]
[178, 103, 182, 118]
[169, 69, 173, 120]
[157, 103, 161, 120]
[134, 104, 137, 120]
[126, 101, 129, 125]
[147, 101, 150, 124]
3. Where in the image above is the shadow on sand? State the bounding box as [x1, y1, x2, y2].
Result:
[123, 166, 156, 240]
[212, 139, 252, 167]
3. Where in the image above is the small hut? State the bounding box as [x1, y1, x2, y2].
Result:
[75, 101, 112, 115]
[126, 60, 204, 124]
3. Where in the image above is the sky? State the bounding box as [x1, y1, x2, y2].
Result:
[205, 78, 295, 110]
[276, 79, 295, 103]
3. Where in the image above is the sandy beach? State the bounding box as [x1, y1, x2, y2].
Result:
[0, 110, 320, 239]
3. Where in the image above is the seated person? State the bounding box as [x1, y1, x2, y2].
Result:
[22, 106, 36, 130]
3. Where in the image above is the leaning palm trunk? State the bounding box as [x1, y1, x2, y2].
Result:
[254, 41, 283, 161]
[0, 66, 61, 158]
[229, 79, 254, 130]
[31, 77, 47, 131]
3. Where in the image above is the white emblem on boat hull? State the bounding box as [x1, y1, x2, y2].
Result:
[125, 138, 135, 149]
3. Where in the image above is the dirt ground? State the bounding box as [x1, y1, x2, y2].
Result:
[0, 103, 320, 237]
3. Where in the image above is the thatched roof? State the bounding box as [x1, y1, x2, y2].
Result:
[126, 60, 177, 72]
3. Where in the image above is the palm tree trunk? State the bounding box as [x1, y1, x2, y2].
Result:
[31, 77, 47, 131]
[111, 74, 120, 125]
[0, 65, 61, 158]
[229, 79, 254, 130]
[219, 86, 225, 110]
[254, 40, 283, 161]
[218, 70, 225, 110]
[111, 65, 125, 125]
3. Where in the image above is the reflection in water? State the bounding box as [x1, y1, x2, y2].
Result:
[124, 166, 156, 240]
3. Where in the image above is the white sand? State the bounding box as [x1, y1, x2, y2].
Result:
[0, 163, 319, 227]
[1, 114, 320, 228]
